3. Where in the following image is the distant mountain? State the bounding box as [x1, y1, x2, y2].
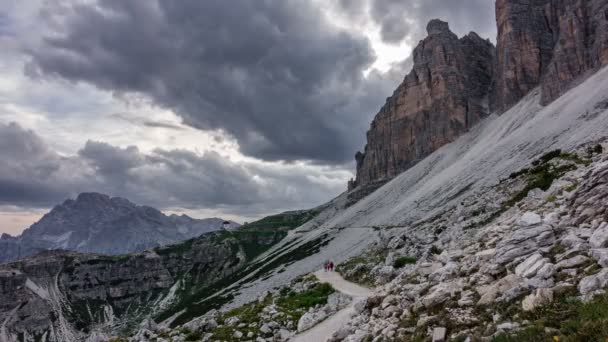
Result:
[0, 192, 239, 263]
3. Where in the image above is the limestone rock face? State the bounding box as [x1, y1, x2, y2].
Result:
[353, 20, 495, 188]
[494, 0, 555, 111]
[541, 0, 608, 104]
[495, 0, 608, 110]
[352, 1, 608, 189]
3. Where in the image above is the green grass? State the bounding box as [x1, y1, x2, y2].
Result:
[240, 209, 319, 231]
[184, 330, 203, 341]
[493, 290, 608, 342]
[501, 149, 584, 212]
[276, 283, 334, 319]
[393, 256, 417, 268]
[210, 281, 335, 341]
[157, 234, 330, 327]
[336, 250, 386, 287]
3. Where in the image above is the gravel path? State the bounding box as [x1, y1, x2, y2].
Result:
[291, 270, 374, 342]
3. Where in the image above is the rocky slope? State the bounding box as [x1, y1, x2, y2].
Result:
[0, 192, 239, 264]
[0, 208, 323, 342]
[353, 0, 608, 189]
[351, 20, 495, 190]
[120, 141, 608, 342]
[0, 224, 287, 342]
[331, 144, 608, 341]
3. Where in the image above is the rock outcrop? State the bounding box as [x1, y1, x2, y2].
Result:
[353, 20, 495, 188]
[0, 192, 239, 264]
[495, 0, 608, 110]
[493, 0, 555, 111]
[0, 228, 284, 341]
[353, 0, 608, 188]
[540, 0, 608, 104]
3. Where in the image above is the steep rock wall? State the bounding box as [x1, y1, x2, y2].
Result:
[353, 20, 495, 188]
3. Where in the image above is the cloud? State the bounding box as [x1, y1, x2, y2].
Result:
[0, 122, 349, 218]
[25, 0, 397, 164]
[337, 0, 496, 44]
[0, 122, 89, 206]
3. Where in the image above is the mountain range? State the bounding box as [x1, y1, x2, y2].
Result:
[0, 192, 239, 264]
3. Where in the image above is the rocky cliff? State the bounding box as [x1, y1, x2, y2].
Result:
[353, 0, 608, 189]
[0, 227, 285, 341]
[0, 192, 239, 264]
[352, 20, 495, 189]
[495, 0, 608, 110]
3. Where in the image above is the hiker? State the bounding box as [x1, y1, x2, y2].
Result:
[324, 261, 329, 272]
[329, 261, 334, 271]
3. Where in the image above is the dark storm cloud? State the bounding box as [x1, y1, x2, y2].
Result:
[340, 0, 496, 44]
[0, 122, 346, 215]
[0, 122, 79, 206]
[26, 0, 395, 163]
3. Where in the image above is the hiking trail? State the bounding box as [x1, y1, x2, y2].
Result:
[291, 270, 375, 342]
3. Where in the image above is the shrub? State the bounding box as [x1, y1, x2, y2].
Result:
[429, 245, 442, 255]
[277, 283, 334, 311]
[393, 256, 417, 268]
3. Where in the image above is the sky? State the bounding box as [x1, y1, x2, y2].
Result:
[0, 0, 496, 235]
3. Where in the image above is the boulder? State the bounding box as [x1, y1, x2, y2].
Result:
[432, 327, 447, 342]
[522, 288, 554, 311]
[578, 269, 608, 296]
[297, 311, 327, 332]
[514, 253, 548, 278]
[555, 255, 589, 270]
[225, 317, 240, 326]
[590, 249, 608, 268]
[477, 274, 522, 305]
[590, 223, 608, 248]
[260, 323, 273, 335]
[519, 212, 542, 226]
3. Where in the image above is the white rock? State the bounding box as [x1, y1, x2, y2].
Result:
[225, 317, 240, 326]
[432, 327, 447, 342]
[522, 288, 553, 311]
[477, 274, 522, 305]
[353, 298, 368, 314]
[276, 329, 292, 341]
[536, 263, 556, 279]
[233, 330, 243, 339]
[475, 248, 496, 261]
[590, 248, 608, 267]
[555, 255, 589, 269]
[260, 323, 272, 335]
[385, 252, 395, 266]
[578, 269, 608, 295]
[590, 223, 608, 248]
[515, 253, 548, 278]
[496, 322, 520, 331]
[519, 212, 542, 226]
[543, 212, 559, 225]
[297, 311, 327, 332]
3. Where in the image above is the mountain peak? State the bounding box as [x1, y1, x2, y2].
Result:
[426, 19, 450, 35]
[0, 193, 239, 263]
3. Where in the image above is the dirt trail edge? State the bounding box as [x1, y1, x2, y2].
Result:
[291, 270, 376, 342]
